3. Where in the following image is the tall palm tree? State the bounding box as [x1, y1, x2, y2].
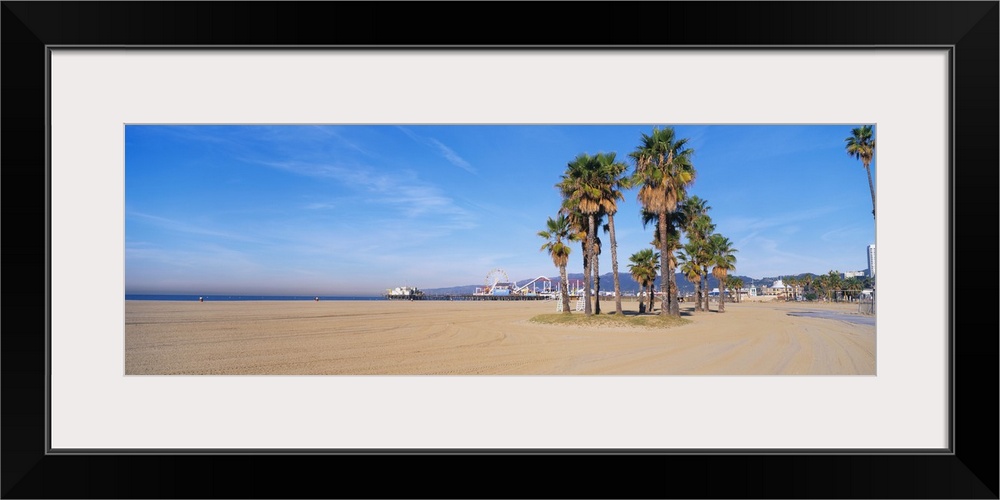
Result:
[680, 197, 713, 312]
[538, 215, 574, 314]
[641, 209, 685, 316]
[680, 196, 710, 226]
[595, 152, 630, 315]
[561, 203, 591, 313]
[845, 125, 877, 219]
[628, 248, 660, 314]
[709, 234, 737, 313]
[662, 228, 683, 311]
[558, 153, 603, 316]
[688, 215, 716, 312]
[699, 224, 716, 310]
[630, 127, 696, 317]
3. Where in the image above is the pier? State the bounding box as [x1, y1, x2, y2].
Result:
[388, 294, 554, 301]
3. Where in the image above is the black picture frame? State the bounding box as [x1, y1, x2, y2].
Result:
[3, 2, 997, 498]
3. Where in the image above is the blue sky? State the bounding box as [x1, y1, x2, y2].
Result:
[124, 124, 876, 295]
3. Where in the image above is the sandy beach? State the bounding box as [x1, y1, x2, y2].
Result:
[124, 299, 875, 375]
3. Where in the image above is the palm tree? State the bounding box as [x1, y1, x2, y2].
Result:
[812, 273, 828, 301]
[687, 214, 715, 311]
[800, 274, 815, 300]
[844, 277, 863, 301]
[641, 209, 684, 315]
[595, 152, 630, 315]
[561, 204, 591, 313]
[845, 125, 877, 219]
[678, 245, 702, 310]
[688, 216, 716, 312]
[630, 127, 696, 317]
[826, 270, 843, 302]
[731, 276, 745, 303]
[709, 234, 737, 313]
[815, 270, 841, 302]
[558, 153, 603, 316]
[538, 215, 574, 314]
[680, 197, 713, 312]
[628, 248, 660, 314]
[680, 196, 710, 229]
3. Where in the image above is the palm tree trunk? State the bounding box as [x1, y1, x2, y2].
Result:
[648, 283, 655, 313]
[658, 209, 669, 316]
[581, 246, 590, 314]
[865, 162, 876, 219]
[584, 214, 595, 316]
[593, 247, 601, 315]
[693, 277, 702, 312]
[718, 274, 726, 313]
[559, 265, 570, 314]
[609, 215, 622, 315]
[702, 269, 710, 312]
[669, 267, 679, 316]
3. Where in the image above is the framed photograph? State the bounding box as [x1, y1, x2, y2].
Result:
[4, 2, 996, 498]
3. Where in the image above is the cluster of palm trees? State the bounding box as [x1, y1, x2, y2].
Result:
[538, 125, 874, 318]
[539, 126, 738, 317]
[723, 276, 745, 304]
[540, 152, 629, 316]
[780, 272, 870, 302]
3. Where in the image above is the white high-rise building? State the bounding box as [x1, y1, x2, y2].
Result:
[867, 244, 876, 279]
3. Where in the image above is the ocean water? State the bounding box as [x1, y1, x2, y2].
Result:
[125, 294, 384, 302]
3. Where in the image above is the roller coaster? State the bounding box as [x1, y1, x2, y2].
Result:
[474, 268, 557, 297]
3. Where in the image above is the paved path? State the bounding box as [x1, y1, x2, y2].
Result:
[786, 309, 876, 326]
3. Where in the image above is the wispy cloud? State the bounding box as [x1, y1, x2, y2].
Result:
[308, 126, 373, 156]
[719, 206, 840, 234]
[259, 160, 478, 232]
[427, 138, 475, 173]
[398, 127, 476, 174]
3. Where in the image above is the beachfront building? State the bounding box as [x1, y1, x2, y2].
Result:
[761, 279, 803, 300]
[385, 286, 424, 300]
[843, 270, 866, 279]
[762, 279, 787, 296]
[867, 244, 876, 279]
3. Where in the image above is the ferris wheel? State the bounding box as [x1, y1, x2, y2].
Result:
[485, 268, 510, 289]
